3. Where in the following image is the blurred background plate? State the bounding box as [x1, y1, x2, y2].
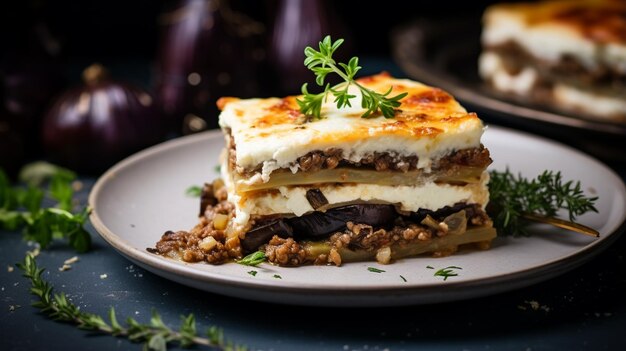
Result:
[391, 18, 626, 164]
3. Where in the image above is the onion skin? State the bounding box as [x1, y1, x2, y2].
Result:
[41, 64, 164, 174]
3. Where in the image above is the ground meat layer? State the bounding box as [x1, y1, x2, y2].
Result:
[229, 131, 491, 177]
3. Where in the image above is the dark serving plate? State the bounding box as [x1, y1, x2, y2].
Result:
[391, 18, 626, 163]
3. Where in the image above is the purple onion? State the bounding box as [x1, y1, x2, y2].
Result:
[41, 64, 164, 174]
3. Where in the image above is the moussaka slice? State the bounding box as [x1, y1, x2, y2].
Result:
[152, 73, 496, 266]
[479, 0, 626, 122]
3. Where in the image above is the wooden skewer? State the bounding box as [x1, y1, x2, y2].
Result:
[522, 213, 599, 238]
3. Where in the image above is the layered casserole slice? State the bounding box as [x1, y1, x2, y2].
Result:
[479, 0, 626, 122]
[153, 73, 496, 266]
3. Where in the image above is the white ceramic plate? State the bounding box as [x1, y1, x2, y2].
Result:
[89, 126, 626, 307]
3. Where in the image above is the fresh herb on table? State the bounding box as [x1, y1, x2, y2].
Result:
[247, 270, 258, 277]
[17, 254, 246, 351]
[367, 267, 386, 273]
[488, 169, 598, 237]
[237, 251, 267, 266]
[297, 35, 407, 119]
[273, 274, 282, 279]
[433, 266, 462, 281]
[0, 166, 91, 252]
[185, 185, 202, 198]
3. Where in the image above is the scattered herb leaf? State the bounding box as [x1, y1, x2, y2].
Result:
[433, 266, 462, 281]
[297, 35, 407, 119]
[214, 165, 221, 173]
[273, 274, 282, 279]
[367, 267, 386, 273]
[18, 161, 76, 187]
[17, 254, 246, 351]
[1, 166, 91, 252]
[488, 169, 598, 236]
[426, 265, 434, 269]
[237, 251, 267, 266]
[400, 275, 407, 282]
[247, 270, 257, 277]
[185, 185, 202, 198]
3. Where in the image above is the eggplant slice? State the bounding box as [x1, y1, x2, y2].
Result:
[241, 204, 396, 253]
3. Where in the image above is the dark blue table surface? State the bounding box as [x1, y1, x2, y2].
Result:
[2, 58, 626, 351]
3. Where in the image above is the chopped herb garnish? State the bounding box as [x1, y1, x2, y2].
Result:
[400, 275, 407, 282]
[18, 254, 244, 350]
[426, 265, 434, 269]
[247, 270, 257, 276]
[367, 267, 386, 273]
[214, 165, 221, 173]
[273, 274, 282, 279]
[297, 35, 407, 119]
[0, 166, 91, 252]
[185, 185, 202, 198]
[237, 251, 267, 266]
[488, 169, 598, 236]
[433, 266, 462, 281]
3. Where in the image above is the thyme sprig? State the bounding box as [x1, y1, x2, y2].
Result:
[17, 254, 246, 351]
[297, 35, 407, 119]
[488, 169, 598, 236]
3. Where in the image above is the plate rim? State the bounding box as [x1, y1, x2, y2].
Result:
[88, 127, 626, 303]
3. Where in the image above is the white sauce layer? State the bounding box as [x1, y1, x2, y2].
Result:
[219, 76, 485, 180]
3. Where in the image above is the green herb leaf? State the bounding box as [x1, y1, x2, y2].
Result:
[1, 165, 90, 252]
[367, 267, 386, 273]
[488, 169, 598, 236]
[273, 274, 282, 279]
[400, 275, 407, 282]
[49, 173, 75, 212]
[297, 35, 407, 119]
[237, 251, 267, 266]
[18, 161, 76, 187]
[433, 266, 462, 281]
[185, 185, 202, 198]
[247, 270, 258, 276]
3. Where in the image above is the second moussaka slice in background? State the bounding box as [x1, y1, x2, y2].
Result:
[479, 0, 626, 122]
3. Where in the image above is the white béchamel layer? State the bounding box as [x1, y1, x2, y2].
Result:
[219, 74, 485, 180]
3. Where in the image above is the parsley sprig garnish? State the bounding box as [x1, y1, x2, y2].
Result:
[0, 164, 91, 252]
[17, 254, 246, 351]
[488, 169, 598, 236]
[297, 35, 407, 119]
